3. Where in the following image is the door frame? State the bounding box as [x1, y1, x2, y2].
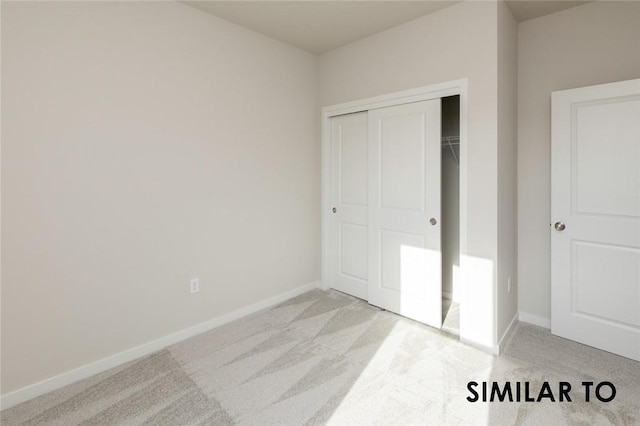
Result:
[320, 78, 469, 325]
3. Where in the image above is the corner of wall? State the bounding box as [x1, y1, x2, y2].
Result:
[496, 0, 519, 342]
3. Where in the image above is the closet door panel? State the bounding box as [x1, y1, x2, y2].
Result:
[380, 230, 428, 294]
[340, 223, 368, 280]
[368, 100, 442, 328]
[330, 112, 368, 300]
[340, 122, 368, 206]
[380, 114, 426, 211]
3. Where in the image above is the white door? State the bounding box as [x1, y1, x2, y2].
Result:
[367, 100, 442, 327]
[551, 79, 640, 361]
[329, 112, 368, 300]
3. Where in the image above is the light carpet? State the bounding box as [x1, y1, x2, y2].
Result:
[3, 289, 639, 425]
[441, 298, 459, 336]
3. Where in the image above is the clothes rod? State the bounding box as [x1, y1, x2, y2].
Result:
[441, 136, 460, 144]
[441, 136, 460, 165]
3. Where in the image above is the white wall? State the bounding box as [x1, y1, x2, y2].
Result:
[518, 1, 640, 323]
[319, 0, 500, 349]
[1, 1, 318, 394]
[496, 0, 518, 341]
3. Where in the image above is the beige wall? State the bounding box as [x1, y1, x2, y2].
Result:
[496, 0, 518, 341]
[319, 0, 500, 349]
[1, 1, 318, 394]
[517, 1, 640, 322]
[9, 0, 634, 399]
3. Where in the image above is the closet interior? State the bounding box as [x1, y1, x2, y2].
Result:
[440, 95, 460, 336]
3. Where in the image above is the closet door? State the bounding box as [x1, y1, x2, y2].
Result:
[367, 100, 442, 328]
[329, 112, 368, 300]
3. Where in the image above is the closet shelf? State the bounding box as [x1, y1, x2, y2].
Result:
[441, 136, 460, 165]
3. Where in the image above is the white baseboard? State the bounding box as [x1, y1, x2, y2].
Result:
[496, 312, 519, 355]
[519, 311, 551, 329]
[460, 312, 519, 356]
[319, 279, 331, 291]
[0, 280, 322, 411]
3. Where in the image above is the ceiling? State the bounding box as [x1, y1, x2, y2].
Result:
[184, 1, 592, 55]
[506, 0, 590, 22]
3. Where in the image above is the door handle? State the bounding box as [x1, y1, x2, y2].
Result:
[429, 218, 437, 226]
[554, 221, 566, 231]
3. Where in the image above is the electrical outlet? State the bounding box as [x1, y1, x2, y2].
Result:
[507, 276, 512, 294]
[190, 278, 200, 294]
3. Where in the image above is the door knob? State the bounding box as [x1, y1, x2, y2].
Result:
[429, 218, 437, 226]
[332, 207, 337, 213]
[554, 222, 566, 231]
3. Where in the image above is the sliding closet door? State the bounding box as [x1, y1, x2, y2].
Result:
[367, 100, 442, 328]
[329, 112, 368, 300]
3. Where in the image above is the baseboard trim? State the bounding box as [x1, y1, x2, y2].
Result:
[459, 312, 519, 356]
[497, 312, 519, 355]
[319, 280, 331, 291]
[519, 311, 551, 329]
[0, 280, 321, 411]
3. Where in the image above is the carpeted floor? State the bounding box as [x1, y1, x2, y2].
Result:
[441, 298, 459, 336]
[3, 289, 639, 425]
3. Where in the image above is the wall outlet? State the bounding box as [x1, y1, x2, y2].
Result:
[190, 278, 200, 294]
[507, 276, 512, 294]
